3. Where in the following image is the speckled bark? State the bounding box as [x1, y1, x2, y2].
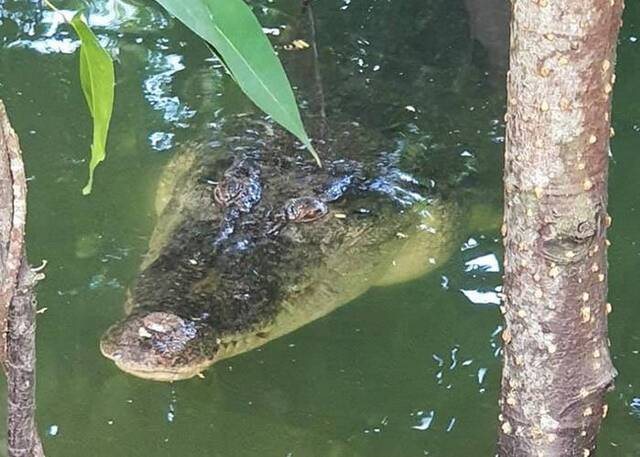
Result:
[498, 1, 623, 456]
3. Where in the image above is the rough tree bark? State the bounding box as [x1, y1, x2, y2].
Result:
[497, 1, 624, 456]
[0, 100, 46, 457]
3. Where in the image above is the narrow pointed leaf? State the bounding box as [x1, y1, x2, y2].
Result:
[70, 13, 115, 195]
[153, 0, 320, 165]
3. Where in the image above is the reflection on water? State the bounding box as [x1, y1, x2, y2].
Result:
[2, 0, 199, 153]
[143, 51, 195, 150]
[0, 0, 639, 456]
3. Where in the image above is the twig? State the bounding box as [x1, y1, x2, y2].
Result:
[306, 2, 328, 138]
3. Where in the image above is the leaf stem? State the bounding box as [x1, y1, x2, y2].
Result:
[42, 0, 59, 13]
[42, 0, 72, 25]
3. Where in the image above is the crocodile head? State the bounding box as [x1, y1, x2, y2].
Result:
[99, 128, 370, 381]
[98, 120, 444, 382]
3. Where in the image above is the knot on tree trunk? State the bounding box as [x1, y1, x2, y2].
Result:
[540, 199, 604, 265]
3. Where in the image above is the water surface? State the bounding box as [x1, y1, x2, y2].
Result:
[0, 0, 638, 455]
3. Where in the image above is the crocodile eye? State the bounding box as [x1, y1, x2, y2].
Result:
[214, 178, 243, 207]
[284, 197, 328, 223]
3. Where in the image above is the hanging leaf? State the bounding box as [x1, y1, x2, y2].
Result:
[69, 13, 115, 195]
[153, 0, 320, 165]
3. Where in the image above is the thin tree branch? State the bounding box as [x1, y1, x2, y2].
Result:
[0, 100, 46, 457]
[0, 100, 27, 361]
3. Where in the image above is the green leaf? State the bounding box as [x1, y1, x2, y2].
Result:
[70, 13, 115, 195]
[153, 0, 320, 165]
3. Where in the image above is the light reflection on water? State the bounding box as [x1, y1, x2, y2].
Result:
[2, 0, 200, 153]
[0, 0, 638, 456]
[143, 51, 195, 150]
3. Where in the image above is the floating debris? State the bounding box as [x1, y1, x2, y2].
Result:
[284, 39, 310, 51]
[412, 410, 435, 431]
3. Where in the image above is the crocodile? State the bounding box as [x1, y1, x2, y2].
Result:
[100, 119, 465, 381]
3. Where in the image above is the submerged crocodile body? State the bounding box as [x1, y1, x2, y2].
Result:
[100, 121, 459, 381]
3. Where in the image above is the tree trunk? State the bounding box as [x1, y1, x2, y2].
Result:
[498, 1, 623, 456]
[0, 100, 46, 457]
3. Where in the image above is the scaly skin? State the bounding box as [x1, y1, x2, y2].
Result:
[100, 120, 462, 381]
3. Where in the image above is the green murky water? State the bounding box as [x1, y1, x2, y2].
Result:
[0, 0, 638, 455]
